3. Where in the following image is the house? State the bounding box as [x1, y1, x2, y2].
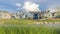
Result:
[22, 10, 42, 19]
[54, 8, 60, 18]
[0, 11, 12, 19]
[15, 11, 25, 19]
[43, 8, 60, 19]
[0, 11, 18, 19]
[44, 10, 56, 19]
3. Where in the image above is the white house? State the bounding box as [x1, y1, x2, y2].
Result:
[22, 10, 42, 19]
[44, 9, 56, 19]
[0, 11, 12, 19]
[16, 10, 42, 19]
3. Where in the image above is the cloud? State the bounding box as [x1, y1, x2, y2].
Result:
[24, 0, 48, 3]
[48, 4, 60, 9]
[23, 1, 41, 12]
[16, 3, 21, 7]
[47, 4, 60, 13]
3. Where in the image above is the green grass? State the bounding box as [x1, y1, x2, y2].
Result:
[0, 19, 60, 34]
[0, 25, 60, 34]
[0, 19, 60, 25]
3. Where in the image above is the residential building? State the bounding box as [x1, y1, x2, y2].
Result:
[0, 11, 12, 19]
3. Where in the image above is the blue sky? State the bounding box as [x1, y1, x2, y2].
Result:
[0, 0, 60, 12]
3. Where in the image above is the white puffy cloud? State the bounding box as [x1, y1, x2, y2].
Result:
[15, 3, 22, 10]
[47, 4, 60, 13]
[16, 3, 21, 7]
[23, 1, 41, 12]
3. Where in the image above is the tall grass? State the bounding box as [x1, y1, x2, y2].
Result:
[0, 25, 60, 34]
[0, 19, 60, 34]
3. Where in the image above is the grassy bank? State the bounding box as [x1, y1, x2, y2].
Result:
[0, 19, 60, 25]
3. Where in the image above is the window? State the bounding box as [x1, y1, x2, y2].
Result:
[52, 13, 55, 16]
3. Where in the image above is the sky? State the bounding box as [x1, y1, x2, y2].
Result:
[0, 0, 60, 12]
